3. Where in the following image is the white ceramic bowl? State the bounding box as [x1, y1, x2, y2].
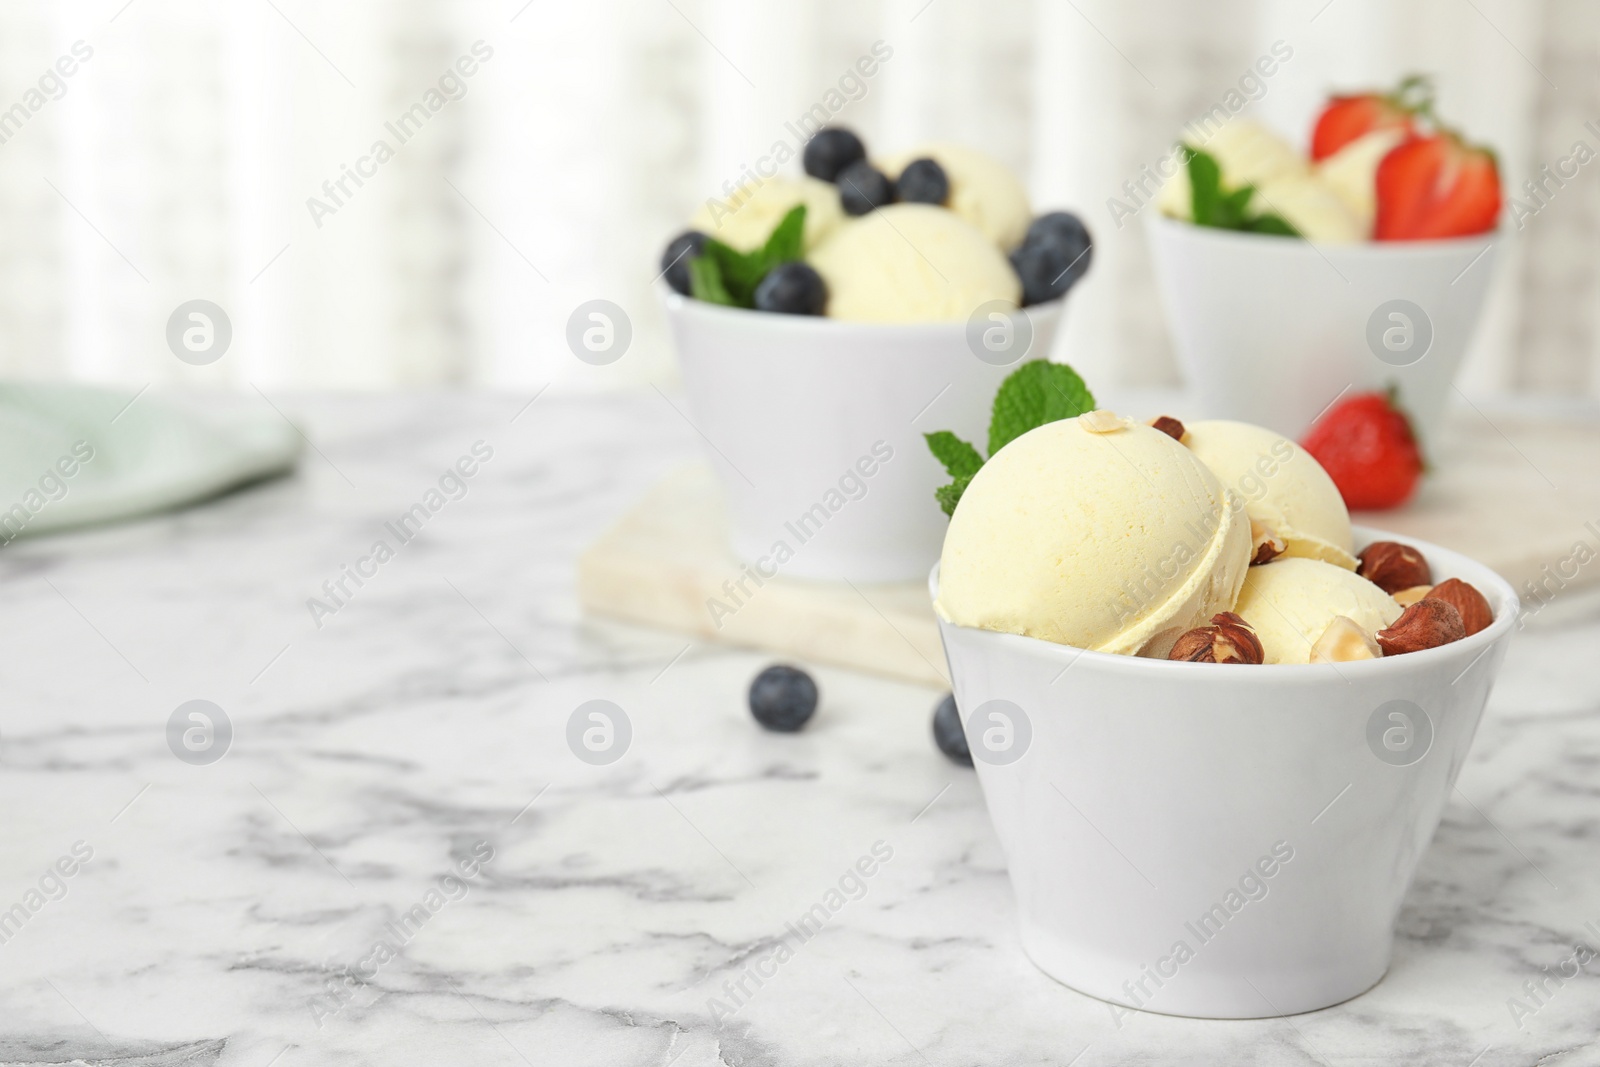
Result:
[1147, 217, 1500, 448]
[933, 527, 1516, 1019]
[666, 292, 1063, 583]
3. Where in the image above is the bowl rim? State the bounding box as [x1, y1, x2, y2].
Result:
[930, 524, 1519, 679]
[1146, 212, 1504, 258]
[658, 280, 1067, 335]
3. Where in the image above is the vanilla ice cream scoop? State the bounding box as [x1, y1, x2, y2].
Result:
[1318, 128, 1406, 234]
[1249, 172, 1363, 243]
[1158, 120, 1303, 219]
[1234, 558, 1400, 664]
[691, 176, 843, 253]
[936, 415, 1251, 657]
[878, 142, 1032, 250]
[1183, 420, 1357, 570]
[808, 204, 1021, 323]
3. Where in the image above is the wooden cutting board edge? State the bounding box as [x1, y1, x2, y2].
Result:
[578, 467, 949, 688]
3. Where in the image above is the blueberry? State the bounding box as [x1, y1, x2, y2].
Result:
[661, 230, 708, 296]
[803, 127, 867, 183]
[932, 694, 972, 767]
[1023, 211, 1092, 259]
[836, 160, 894, 216]
[895, 158, 949, 205]
[1013, 211, 1092, 305]
[1010, 236, 1093, 307]
[749, 665, 818, 732]
[1010, 244, 1062, 307]
[753, 262, 827, 316]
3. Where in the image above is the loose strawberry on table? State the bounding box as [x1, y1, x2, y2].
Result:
[1300, 391, 1425, 511]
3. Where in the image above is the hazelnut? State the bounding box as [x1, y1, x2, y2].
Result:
[1392, 585, 1433, 607]
[1376, 598, 1466, 656]
[1357, 541, 1432, 594]
[1150, 415, 1187, 442]
[1249, 519, 1286, 566]
[1081, 410, 1126, 434]
[1310, 616, 1380, 663]
[1168, 612, 1265, 664]
[1427, 578, 1493, 636]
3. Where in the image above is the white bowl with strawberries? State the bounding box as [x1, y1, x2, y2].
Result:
[1149, 77, 1503, 465]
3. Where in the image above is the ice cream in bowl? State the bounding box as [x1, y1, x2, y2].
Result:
[926, 362, 1516, 1018]
[1147, 77, 1503, 450]
[660, 128, 1092, 582]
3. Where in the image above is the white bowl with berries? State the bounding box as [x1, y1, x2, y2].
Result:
[1147, 78, 1504, 453]
[659, 127, 1091, 583]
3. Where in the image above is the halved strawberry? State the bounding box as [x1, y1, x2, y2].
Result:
[1310, 76, 1431, 161]
[1301, 391, 1424, 511]
[1373, 131, 1501, 240]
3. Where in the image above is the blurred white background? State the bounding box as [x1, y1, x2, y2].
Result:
[0, 0, 1591, 396]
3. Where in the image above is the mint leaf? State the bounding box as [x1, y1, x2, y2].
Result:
[701, 238, 764, 305]
[935, 475, 973, 518]
[924, 430, 983, 517]
[689, 255, 735, 305]
[1187, 148, 1224, 226]
[924, 431, 983, 479]
[757, 205, 806, 271]
[1246, 213, 1300, 237]
[1217, 184, 1255, 228]
[987, 359, 1096, 458]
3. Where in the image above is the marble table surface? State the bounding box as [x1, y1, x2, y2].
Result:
[2, 389, 1599, 1067]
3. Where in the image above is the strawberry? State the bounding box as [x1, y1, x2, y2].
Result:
[1373, 130, 1501, 240]
[1310, 76, 1431, 161]
[1300, 391, 1424, 511]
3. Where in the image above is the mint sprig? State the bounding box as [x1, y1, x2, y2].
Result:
[1185, 148, 1300, 237]
[987, 360, 1095, 457]
[688, 256, 734, 305]
[924, 360, 1096, 517]
[688, 205, 807, 308]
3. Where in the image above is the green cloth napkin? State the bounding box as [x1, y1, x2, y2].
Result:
[0, 383, 302, 541]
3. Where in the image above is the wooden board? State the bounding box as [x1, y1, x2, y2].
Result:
[580, 411, 1600, 687]
[578, 464, 950, 687]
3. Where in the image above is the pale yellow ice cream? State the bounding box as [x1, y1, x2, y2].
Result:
[691, 176, 843, 253]
[1158, 120, 1302, 218]
[1234, 558, 1401, 665]
[1183, 420, 1358, 570]
[1317, 127, 1406, 234]
[878, 142, 1032, 250]
[936, 415, 1252, 657]
[809, 204, 1021, 323]
[1248, 173, 1363, 243]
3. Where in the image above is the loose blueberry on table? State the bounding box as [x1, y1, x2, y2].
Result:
[932, 693, 972, 767]
[749, 664, 819, 732]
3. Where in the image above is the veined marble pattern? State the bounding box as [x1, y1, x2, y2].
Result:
[0, 391, 1598, 1067]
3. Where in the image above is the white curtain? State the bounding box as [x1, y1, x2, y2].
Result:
[0, 0, 1593, 396]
